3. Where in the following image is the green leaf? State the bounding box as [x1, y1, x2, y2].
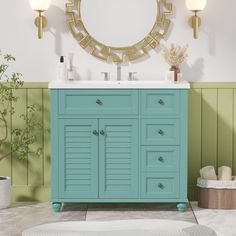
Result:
[4, 54, 15, 62]
[0, 50, 42, 163]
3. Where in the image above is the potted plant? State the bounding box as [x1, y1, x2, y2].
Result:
[161, 43, 188, 82]
[0, 51, 42, 209]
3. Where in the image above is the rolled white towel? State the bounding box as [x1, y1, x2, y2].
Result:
[200, 166, 217, 180]
[218, 166, 232, 181]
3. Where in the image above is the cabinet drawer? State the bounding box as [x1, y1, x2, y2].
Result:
[59, 90, 138, 115]
[141, 146, 180, 172]
[141, 119, 180, 145]
[141, 173, 179, 198]
[141, 90, 180, 116]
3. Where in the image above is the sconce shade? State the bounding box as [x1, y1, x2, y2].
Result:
[30, 0, 50, 11]
[186, 0, 206, 11]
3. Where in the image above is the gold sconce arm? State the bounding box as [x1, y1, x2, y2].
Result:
[188, 11, 201, 39]
[30, 0, 50, 39]
[34, 10, 47, 39]
[185, 0, 206, 39]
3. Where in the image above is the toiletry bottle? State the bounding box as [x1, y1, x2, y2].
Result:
[67, 53, 75, 80]
[57, 56, 66, 82]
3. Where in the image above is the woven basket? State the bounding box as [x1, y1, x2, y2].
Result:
[197, 177, 236, 209]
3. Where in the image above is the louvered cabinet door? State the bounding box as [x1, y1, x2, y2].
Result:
[58, 119, 98, 198]
[99, 119, 139, 198]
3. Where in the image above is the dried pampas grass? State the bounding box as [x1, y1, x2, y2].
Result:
[161, 44, 188, 67]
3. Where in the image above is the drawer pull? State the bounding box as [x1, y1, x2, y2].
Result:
[92, 130, 99, 136]
[158, 156, 164, 162]
[158, 183, 164, 189]
[158, 99, 165, 105]
[96, 99, 102, 105]
[158, 129, 165, 136]
[100, 130, 106, 136]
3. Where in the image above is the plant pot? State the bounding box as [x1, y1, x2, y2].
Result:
[169, 66, 180, 82]
[0, 176, 11, 209]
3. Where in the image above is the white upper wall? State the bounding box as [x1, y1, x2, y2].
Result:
[0, 0, 236, 82]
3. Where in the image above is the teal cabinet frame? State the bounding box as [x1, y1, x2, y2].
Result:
[141, 118, 180, 145]
[58, 119, 98, 199]
[99, 119, 139, 198]
[59, 89, 139, 115]
[50, 89, 188, 212]
[140, 172, 180, 199]
[140, 146, 180, 172]
[141, 90, 180, 116]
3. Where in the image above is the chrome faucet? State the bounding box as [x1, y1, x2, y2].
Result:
[116, 63, 121, 81]
[128, 72, 138, 81]
[101, 72, 110, 81]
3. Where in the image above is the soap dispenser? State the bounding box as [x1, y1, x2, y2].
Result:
[57, 56, 66, 82]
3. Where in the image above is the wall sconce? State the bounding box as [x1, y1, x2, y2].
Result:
[186, 0, 206, 39]
[30, 0, 50, 39]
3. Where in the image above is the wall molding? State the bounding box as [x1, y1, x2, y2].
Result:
[190, 82, 236, 89]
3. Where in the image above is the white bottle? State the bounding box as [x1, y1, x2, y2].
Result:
[57, 56, 66, 82]
[67, 53, 75, 80]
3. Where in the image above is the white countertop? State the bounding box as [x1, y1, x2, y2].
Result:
[48, 80, 190, 89]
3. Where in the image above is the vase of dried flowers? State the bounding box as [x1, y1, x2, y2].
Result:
[169, 66, 180, 82]
[161, 43, 188, 82]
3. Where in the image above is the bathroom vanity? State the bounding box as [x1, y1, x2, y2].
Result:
[49, 81, 190, 212]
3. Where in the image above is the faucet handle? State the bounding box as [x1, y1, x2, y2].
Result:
[128, 72, 138, 81]
[101, 72, 110, 81]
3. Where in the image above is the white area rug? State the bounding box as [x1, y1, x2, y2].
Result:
[22, 219, 216, 236]
[192, 202, 236, 236]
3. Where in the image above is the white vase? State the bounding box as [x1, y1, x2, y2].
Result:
[0, 176, 11, 209]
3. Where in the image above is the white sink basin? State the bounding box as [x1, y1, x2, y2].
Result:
[49, 80, 190, 89]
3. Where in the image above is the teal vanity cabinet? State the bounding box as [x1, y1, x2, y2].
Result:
[50, 86, 189, 212]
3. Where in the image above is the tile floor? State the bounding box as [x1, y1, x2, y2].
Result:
[191, 202, 236, 236]
[0, 202, 235, 236]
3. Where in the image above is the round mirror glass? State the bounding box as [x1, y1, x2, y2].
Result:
[80, 0, 157, 48]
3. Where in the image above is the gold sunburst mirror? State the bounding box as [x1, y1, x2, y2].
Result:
[66, 0, 173, 63]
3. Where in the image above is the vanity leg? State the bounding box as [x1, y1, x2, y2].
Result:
[52, 202, 62, 212]
[177, 203, 187, 212]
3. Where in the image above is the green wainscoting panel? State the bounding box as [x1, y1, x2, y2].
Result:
[12, 89, 28, 186]
[28, 89, 44, 187]
[0, 92, 12, 179]
[217, 89, 234, 168]
[0, 84, 51, 202]
[201, 89, 218, 168]
[234, 91, 236, 175]
[189, 83, 236, 200]
[188, 88, 202, 200]
[43, 89, 51, 195]
[1, 82, 236, 202]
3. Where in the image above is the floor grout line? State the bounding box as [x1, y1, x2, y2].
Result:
[85, 204, 88, 221]
[189, 201, 199, 224]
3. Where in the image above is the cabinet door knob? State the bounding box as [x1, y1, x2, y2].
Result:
[158, 129, 164, 136]
[158, 99, 164, 105]
[96, 99, 102, 105]
[158, 156, 164, 162]
[92, 130, 99, 136]
[158, 183, 164, 189]
[100, 130, 105, 136]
